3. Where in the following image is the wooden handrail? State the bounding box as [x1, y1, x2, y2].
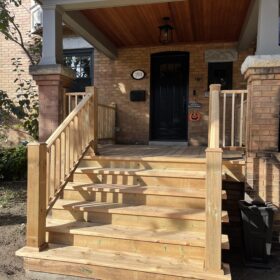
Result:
[47, 92, 93, 147]
[205, 84, 223, 274]
[26, 86, 98, 250]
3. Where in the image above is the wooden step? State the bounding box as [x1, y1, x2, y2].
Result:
[76, 167, 207, 178]
[47, 219, 218, 246]
[63, 183, 227, 209]
[17, 244, 231, 280]
[51, 200, 229, 231]
[72, 167, 207, 187]
[80, 156, 207, 171]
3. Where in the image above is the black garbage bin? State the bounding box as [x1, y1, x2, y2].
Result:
[239, 200, 277, 265]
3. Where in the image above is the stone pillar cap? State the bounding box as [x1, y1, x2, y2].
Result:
[29, 64, 75, 79]
[241, 55, 280, 74]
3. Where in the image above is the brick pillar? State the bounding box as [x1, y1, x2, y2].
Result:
[242, 56, 280, 203]
[30, 65, 74, 141]
[244, 68, 280, 153]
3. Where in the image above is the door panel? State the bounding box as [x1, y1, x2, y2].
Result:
[151, 52, 189, 141]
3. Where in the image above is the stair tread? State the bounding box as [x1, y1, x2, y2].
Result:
[76, 167, 207, 178]
[46, 218, 229, 249]
[83, 155, 207, 163]
[66, 183, 227, 199]
[16, 244, 230, 279]
[53, 200, 229, 222]
[66, 183, 205, 197]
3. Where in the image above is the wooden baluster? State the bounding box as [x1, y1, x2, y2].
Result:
[205, 84, 223, 274]
[65, 126, 70, 174]
[55, 137, 61, 193]
[74, 116, 79, 163]
[50, 144, 55, 198]
[86, 103, 90, 144]
[69, 120, 74, 167]
[46, 149, 50, 207]
[112, 103, 117, 142]
[81, 109, 85, 151]
[87, 87, 98, 154]
[240, 92, 244, 147]
[68, 95, 71, 114]
[26, 143, 47, 251]
[231, 93, 236, 147]
[61, 131, 66, 181]
[222, 94, 226, 148]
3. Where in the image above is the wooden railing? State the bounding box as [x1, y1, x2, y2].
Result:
[220, 90, 248, 148]
[64, 92, 87, 116]
[64, 93, 116, 142]
[205, 84, 223, 274]
[98, 103, 116, 141]
[26, 87, 98, 250]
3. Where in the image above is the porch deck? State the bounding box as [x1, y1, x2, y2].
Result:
[96, 144, 244, 161]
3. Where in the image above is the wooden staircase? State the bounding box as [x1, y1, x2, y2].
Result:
[16, 85, 248, 280]
[18, 155, 231, 280]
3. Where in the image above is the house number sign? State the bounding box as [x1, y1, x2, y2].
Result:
[131, 70, 146, 80]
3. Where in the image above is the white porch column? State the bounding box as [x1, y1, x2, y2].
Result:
[256, 0, 280, 55]
[40, 5, 63, 65]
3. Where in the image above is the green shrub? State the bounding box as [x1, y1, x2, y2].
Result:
[0, 145, 27, 181]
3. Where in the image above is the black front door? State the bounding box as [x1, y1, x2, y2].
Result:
[150, 52, 189, 141]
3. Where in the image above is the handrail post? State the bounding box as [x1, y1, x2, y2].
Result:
[111, 102, 117, 143]
[26, 142, 48, 251]
[86, 86, 98, 155]
[205, 84, 223, 273]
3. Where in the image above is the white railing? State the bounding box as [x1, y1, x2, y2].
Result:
[221, 90, 248, 148]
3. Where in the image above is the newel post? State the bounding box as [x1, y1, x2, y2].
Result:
[205, 84, 223, 273]
[26, 143, 47, 251]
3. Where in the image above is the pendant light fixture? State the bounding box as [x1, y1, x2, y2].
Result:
[159, 17, 174, 44]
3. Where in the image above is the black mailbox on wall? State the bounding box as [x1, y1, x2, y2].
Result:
[130, 90, 146, 102]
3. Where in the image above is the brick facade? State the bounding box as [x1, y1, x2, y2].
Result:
[0, 0, 33, 99]
[94, 42, 253, 145]
[243, 64, 280, 245]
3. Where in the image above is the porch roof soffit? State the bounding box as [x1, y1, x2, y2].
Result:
[238, 0, 259, 51]
[63, 10, 117, 59]
[42, 0, 185, 11]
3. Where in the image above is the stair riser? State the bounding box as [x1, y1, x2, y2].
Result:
[51, 209, 206, 232]
[25, 258, 231, 280]
[63, 190, 205, 209]
[72, 173, 206, 188]
[79, 159, 206, 171]
[47, 232, 205, 262]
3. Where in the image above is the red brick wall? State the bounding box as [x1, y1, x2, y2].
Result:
[94, 42, 253, 145]
[0, 0, 33, 99]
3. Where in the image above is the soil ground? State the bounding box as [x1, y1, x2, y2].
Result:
[0, 182, 280, 280]
[0, 182, 26, 280]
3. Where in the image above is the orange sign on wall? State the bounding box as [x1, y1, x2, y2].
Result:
[189, 111, 201, 122]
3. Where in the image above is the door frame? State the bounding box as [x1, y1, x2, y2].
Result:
[149, 51, 190, 142]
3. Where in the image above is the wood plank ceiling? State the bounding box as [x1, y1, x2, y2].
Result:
[82, 0, 251, 48]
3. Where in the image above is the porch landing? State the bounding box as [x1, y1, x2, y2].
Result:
[95, 144, 244, 160]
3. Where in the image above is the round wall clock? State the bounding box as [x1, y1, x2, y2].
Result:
[131, 70, 146, 80]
